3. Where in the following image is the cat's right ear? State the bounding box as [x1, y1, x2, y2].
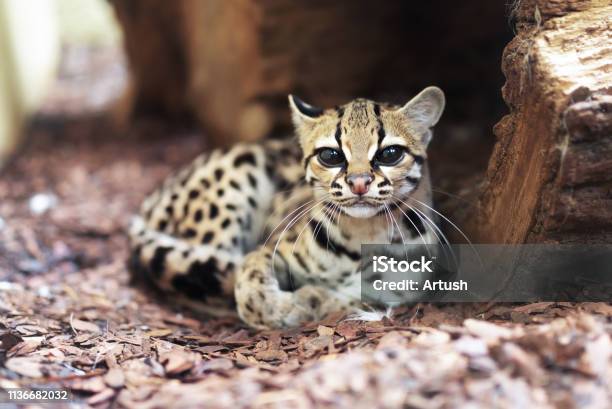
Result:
[288, 95, 323, 128]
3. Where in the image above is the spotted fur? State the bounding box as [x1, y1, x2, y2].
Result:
[128, 87, 446, 329]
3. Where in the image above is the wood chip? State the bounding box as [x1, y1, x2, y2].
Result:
[104, 368, 125, 389]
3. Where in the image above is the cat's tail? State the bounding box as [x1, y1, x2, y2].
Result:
[127, 216, 240, 316]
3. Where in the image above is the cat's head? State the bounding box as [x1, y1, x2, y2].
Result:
[289, 87, 445, 218]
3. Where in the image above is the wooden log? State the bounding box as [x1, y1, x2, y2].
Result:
[458, 1, 612, 243]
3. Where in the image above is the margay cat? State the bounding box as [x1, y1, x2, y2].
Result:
[128, 86, 445, 329]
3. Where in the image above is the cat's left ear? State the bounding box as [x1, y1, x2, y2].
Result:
[398, 86, 445, 146]
[288, 95, 324, 129]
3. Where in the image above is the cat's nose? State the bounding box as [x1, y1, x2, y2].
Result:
[346, 173, 373, 195]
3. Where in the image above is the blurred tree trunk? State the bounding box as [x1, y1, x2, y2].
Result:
[456, 0, 612, 243]
[110, 0, 508, 147]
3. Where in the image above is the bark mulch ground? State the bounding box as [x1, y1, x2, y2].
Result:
[0, 115, 611, 408]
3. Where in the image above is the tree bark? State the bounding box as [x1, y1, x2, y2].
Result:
[457, 1, 612, 244]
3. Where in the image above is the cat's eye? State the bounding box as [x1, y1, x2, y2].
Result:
[317, 148, 345, 167]
[375, 145, 405, 166]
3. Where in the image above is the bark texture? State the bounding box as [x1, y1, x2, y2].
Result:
[459, 1, 612, 243]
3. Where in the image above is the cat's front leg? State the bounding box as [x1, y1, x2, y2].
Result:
[235, 246, 359, 329]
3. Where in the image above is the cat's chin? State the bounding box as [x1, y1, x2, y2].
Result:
[342, 203, 384, 218]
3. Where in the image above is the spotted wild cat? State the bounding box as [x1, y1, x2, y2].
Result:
[128, 86, 445, 329]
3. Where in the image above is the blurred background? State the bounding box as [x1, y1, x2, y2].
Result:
[0, 0, 513, 175]
[0, 0, 519, 252]
[0, 0, 125, 163]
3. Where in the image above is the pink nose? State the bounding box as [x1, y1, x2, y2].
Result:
[346, 173, 373, 195]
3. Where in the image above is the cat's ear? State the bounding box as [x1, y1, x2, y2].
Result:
[397, 86, 445, 146]
[288, 95, 324, 128]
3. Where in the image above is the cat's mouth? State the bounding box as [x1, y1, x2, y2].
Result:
[338, 198, 385, 218]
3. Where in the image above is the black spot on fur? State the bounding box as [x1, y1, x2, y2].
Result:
[200, 179, 210, 188]
[404, 209, 427, 235]
[201, 231, 214, 244]
[411, 153, 425, 165]
[221, 218, 231, 228]
[214, 169, 224, 181]
[233, 152, 257, 167]
[217, 189, 225, 197]
[149, 246, 173, 278]
[265, 164, 274, 179]
[226, 204, 237, 211]
[247, 173, 257, 189]
[294, 252, 308, 271]
[334, 122, 342, 147]
[377, 126, 386, 145]
[165, 205, 174, 216]
[171, 259, 222, 299]
[247, 197, 257, 209]
[193, 209, 203, 222]
[308, 219, 360, 261]
[183, 228, 197, 239]
[248, 270, 263, 282]
[309, 296, 320, 309]
[189, 189, 200, 199]
[373, 103, 386, 145]
[231, 237, 239, 246]
[406, 176, 420, 185]
[331, 182, 342, 189]
[229, 180, 241, 190]
[378, 180, 390, 187]
[209, 203, 219, 219]
[171, 193, 179, 201]
[157, 220, 168, 231]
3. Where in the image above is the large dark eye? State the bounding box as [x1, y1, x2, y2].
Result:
[317, 148, 345, 167]
[375, 145, 405, 166]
